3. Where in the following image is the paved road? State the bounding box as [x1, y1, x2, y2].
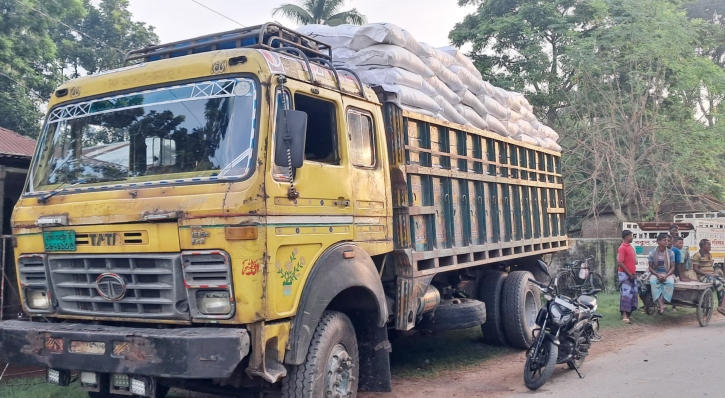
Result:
[517, 318, 725, 398]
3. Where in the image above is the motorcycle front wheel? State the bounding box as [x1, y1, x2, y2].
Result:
[523, 340, 558, 390]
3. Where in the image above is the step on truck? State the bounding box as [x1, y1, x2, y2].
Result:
[0, 23, 568, 397]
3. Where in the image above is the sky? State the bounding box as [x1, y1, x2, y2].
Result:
[120, 0, 477, 48]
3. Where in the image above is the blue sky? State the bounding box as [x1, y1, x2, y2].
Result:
[121, 0, 476, 48]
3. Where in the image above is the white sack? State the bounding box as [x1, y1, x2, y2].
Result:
[517, 120, 534, 136]
[332, 47, 356, 66]
[519, 107, 536, 122]
[348, 23, 429, 58]
[449, 65, 487, 96]
[515, 134, 539, 146]
[505, 121, 522, 137]
[426, 76, 461, 104]
[544, 138, 562, 152]
[398, 104, 437, 118]
[346, 45, 434, 78]
[438, 46, 483, 79]
[460, 90, 488, 118]
[455, 104, 488, 130]
[541, 125, 558, 140]
[358, 67, 438, 98]
[381, 84, 441, 115]
[508, 111, 521, 124]
[491, 87, 510, 106]
[421, 56, 466, 92]
[479, 94, 510, 121]
[296, 24, 358, 49]
[435, 96, 468, 125]
[485, 115, 510, 137]
[432, 48, 457, 68]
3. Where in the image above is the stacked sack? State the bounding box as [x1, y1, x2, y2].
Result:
[295, 23, 561, 152]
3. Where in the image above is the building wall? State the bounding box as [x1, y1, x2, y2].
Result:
[580, 215, 621, 239]
[550, 238, 622, 290]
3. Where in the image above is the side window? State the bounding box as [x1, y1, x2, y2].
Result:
[347, 109, 376, 167]
[294, 93, 339, 164]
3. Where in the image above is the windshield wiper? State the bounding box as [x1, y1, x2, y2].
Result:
[37, 177, 128, 204]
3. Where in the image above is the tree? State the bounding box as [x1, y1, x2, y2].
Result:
[450, 0, 725, 226]
[0, 0, 86, 137]
[272, 0, 367, 26]
[59, 0, 159, 76]
[449, 0, 605, 123]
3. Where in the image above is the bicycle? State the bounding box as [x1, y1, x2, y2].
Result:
[555, 257, 605, 297]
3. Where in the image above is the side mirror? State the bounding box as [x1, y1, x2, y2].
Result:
[274, 109, 307, 168]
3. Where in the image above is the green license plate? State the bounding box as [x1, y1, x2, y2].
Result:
[43, 230, 76, 252]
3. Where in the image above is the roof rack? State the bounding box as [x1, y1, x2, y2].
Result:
[123, 22, 332, 65]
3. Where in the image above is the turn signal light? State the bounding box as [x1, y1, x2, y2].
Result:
[225, 226, 258, 240]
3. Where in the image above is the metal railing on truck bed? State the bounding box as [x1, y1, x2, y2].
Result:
[382, 102, 568, 278]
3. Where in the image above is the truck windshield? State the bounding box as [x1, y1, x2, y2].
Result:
[29, 77, 258, 193]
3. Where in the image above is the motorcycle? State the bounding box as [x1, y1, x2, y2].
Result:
[523, 261, 603, 390]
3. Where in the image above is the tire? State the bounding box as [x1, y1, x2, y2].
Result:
[502, 271, 541, 349]
[417, 298, 486, 331]
[587, 272, 605, 292]
[479, 271, 508, 345]
[555, 271, 578, 298]
[281, 311, 360, 398]
[697, 288, 714, 327]
[523, 340, 558, 390]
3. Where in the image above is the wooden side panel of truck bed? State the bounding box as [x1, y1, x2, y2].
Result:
[382, 103, 569, 278]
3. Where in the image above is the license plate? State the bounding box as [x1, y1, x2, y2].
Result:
[69, 341, 106, 355]
[43, 230, 76, 252]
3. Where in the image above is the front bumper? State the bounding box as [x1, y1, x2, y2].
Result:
[0, 320, 249, 379]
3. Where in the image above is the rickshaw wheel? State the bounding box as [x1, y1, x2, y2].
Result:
[697, 288, 713, 327]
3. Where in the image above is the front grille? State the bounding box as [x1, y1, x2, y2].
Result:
[48, 254, 188, 320]
[18, 255, 48, 288]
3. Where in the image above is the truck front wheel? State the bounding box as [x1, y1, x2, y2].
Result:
[282, 311, 360, 398]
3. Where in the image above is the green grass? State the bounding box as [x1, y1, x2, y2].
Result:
[596, 292, 696, 329]
[0, 378, 87, 398]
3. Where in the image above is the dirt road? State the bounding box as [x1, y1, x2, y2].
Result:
[361, 316, 725, 398]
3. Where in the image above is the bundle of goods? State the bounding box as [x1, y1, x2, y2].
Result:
[295, 23, 561, 151]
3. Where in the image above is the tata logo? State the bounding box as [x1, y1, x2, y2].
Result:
[70, 86, 81, 98]
[95, 273, 126, 301]
[211, 60, 228, 74]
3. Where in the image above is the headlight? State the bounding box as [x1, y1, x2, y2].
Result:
[26, 289, 50, 310]
[195, 291, 231, 315]
[550, 304, 564, 326]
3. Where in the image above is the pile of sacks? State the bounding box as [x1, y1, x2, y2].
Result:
[296, 23, 561, 152]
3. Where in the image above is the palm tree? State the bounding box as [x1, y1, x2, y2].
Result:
[272, 0, 367, 26]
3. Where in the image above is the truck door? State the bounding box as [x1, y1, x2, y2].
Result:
[342, 98, 390, 251]
[266, 82, 353, 317]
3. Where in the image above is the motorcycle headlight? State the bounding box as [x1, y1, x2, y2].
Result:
[550, 304, 564, 326]
[561, 313, 572, 324]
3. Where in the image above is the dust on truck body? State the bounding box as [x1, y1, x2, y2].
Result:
[0, 23, 568, 397]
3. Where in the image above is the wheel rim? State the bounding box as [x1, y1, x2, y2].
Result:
[570, 336, 587, 367]
[525, 290, 538, 328]
[698, 289, 713, 326]
[324, 344, 354, 398]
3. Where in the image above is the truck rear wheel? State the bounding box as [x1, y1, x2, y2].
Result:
[416, 298, 486, 331]
[479, 271, 508, 345]
[502, 271, 541, 349]
[281, 311, 359, 398]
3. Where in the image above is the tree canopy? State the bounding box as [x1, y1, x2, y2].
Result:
[272, 0, 367, 26]
[0, 0, 157, 138]
[451, 0, 725, 225]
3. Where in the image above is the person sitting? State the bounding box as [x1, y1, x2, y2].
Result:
[647, 233, 676, 315]
[692, 239, 725, 316]
[675, 237, 696, 282]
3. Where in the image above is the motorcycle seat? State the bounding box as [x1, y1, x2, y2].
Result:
[578, 295, 597, 309]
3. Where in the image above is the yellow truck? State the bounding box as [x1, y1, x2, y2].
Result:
[0, 24, 568, 397]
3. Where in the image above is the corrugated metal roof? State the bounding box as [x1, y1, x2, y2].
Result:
[0, 127, 36, 158]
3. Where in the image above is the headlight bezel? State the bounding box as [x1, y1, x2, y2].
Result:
[26, 288, 51, 310]
[195, 290, 232, 315]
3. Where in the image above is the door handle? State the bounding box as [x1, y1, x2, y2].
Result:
[334, 199, 350, 207]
